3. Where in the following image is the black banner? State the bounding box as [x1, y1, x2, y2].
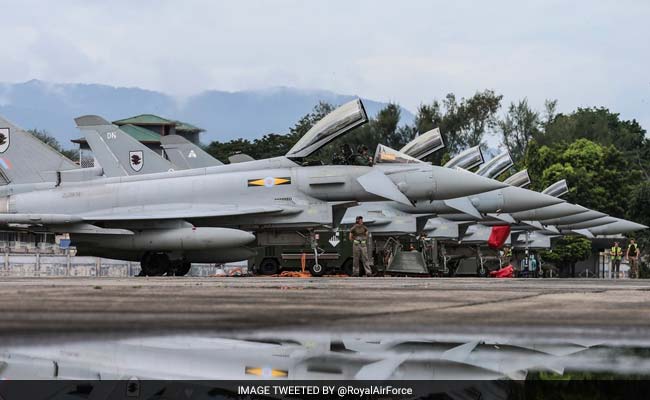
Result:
[1, 380, 650, 399]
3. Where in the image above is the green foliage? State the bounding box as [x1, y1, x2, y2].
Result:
[525, 136, 642, 218]
[415, 90, 503, 163]
[541, 236, 592, 265]
[498, 98, 542, 165]
[541, 236, 592, 276]
[28, 129, 79, 161]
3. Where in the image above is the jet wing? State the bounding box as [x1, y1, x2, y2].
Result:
[81, 204, 286, 221]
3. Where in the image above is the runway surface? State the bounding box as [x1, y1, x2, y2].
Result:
[1, 277, 649, 342]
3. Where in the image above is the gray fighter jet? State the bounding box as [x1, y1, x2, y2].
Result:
[0, 101, 506, 275]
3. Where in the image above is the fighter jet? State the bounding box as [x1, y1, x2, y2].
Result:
[0, 101, 506, 276]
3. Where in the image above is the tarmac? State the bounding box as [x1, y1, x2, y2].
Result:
[0, 277, 649, 343]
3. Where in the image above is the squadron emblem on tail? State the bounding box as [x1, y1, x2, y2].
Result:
[129, 150, 144, 172]
[0, 128, 10, 153]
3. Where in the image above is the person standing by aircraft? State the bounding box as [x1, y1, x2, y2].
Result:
[610, 241, 623, 279]
[627, 239, 640, 278]
[349, 216, 372, 277]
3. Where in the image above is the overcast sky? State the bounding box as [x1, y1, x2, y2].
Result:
[1, 0, 649, 130]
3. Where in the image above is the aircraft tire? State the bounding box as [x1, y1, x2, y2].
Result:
[308, 261, 326, 277]
[259, 258, 279, 275]
[171, 261, 192, 276]
[140, 252, 170, 276]
[341, 259, 353, 276]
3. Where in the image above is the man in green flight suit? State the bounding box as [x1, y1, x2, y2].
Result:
[352, 145, 373, 166]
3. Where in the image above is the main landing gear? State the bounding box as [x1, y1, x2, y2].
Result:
[139, 252, 192, 277]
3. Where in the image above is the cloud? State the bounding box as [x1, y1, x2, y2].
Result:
[0, 0, 648, 129]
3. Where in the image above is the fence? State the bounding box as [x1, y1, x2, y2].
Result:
[0, 253, 233, 277]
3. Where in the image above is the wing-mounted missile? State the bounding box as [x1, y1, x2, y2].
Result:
[357, 169, 412, 206]
[286, 99, 368, 159]
[503, 169, 531, 188]
[443, 146, 484, 170]
[399, 127, 445, 160]
[476, 151, 513, 179]
[542, 179, 569, 198]
[160, 134, 223, 169]
[75, 115, 176, 176]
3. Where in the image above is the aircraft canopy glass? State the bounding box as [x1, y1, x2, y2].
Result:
[542, 179, 569, 198]
[399, 127, 444, 159]
[286, 99, 368, 159]
[444, 146, 484, 170]
[503, 169, 531, 188]
[373, 144, 424, 165]
[476, 151, 513, 179]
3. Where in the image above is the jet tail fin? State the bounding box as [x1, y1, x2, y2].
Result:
[160, 134, 222, 169]
[75, 115, 175, 177]
[0, 114, 78, 184]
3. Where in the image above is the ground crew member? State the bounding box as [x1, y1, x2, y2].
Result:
[610, 241, 623, 279]
[501, 246, 513, 265]
[627, 239, 640, 279]
[349, 216, 372, 277]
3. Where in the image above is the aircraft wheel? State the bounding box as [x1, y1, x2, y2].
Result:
[477, 267, 488, 278]
[140, 252, 170, 276]
[308, 261, 326, 277]
[341, 259, 353, 276]
[259, 258, 279, 275]
[171, 261, 192, 276]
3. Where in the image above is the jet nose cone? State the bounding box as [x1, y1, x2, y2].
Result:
[501, 187, 565, 213]
[540, 209, 607, 225]
[433, 166, 507, 199]
[558, 216, 618, 229]
[589, 220, 649, 235]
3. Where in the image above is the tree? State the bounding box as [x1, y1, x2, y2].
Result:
[535, 107, 647, 152]
[627, 181, 650, 263]
[288, 101, 335, 142]
[414, 90, 503, 162]
[28, 129, 79, 161]
[498, 98, 541, 165]
[540, 236, 592, 277]
[525, 138, 640, 217]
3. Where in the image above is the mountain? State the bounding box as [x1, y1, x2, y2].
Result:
[0, 80, 415, 147]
